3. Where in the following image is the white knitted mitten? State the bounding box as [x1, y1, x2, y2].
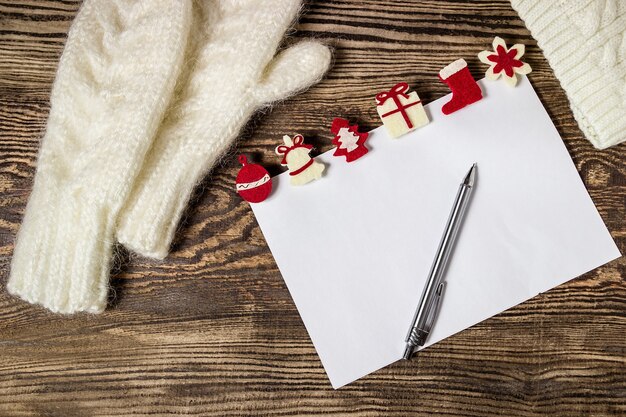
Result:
[117, 0, 332, 259]
[7, 0, 192, 313]
[511, 0, 626, 149]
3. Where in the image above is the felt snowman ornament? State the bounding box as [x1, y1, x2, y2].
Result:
[276, 134, 325, 185]
[235, 155, 272, 203]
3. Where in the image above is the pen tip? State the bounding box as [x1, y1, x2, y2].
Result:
[463, 163, 477, 187]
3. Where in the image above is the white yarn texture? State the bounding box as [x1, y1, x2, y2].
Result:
[8, 0, 331, 314]
[116, 0, 332, 259]
[511, 0, 626, 149]
[7, 0, 193, 314]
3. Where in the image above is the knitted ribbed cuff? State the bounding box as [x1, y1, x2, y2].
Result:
[116, 116, 252, 260]
[7, 0, 193, 313]
[116, 163, 195, 260]
[8, 180, 113, 314]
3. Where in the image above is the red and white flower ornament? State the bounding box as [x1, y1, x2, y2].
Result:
[235, 155, 272, 203]
[478, 36, 532, 87]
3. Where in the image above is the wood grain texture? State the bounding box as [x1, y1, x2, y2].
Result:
[0, 1, 624, 416]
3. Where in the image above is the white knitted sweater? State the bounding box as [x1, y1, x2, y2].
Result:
[511, 0, 626, 149]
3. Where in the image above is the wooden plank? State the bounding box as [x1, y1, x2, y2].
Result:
[0, 1, 623, 416]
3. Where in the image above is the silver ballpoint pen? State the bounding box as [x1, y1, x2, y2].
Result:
[403, 163, 477, 360]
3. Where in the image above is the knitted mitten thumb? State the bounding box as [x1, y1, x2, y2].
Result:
[7, 0, 192, 313]
[116, 0, 332, 259]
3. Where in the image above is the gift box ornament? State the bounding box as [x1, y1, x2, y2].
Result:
[376, 82, 429, 138]
[276, 134, 325, 185]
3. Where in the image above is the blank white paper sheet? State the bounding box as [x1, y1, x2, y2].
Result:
[250, 78, 621, 389]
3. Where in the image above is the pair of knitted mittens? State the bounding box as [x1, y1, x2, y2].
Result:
[7, 0, 332, 314]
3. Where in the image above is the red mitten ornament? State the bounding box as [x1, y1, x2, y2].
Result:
[235, 155, 272, 203]
[439, 58, 482, 115]
[330, 118, 369, 163]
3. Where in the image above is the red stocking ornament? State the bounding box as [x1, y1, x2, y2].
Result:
[235, 155, 272, 203]
[439, 59, 482, 115]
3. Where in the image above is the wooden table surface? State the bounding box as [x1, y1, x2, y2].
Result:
[1, 1, 624, 416]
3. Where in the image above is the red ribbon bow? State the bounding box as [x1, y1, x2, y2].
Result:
[375, 82, 410, 105]
[376, 82, 420, 129]
[276, 134, 312, 165]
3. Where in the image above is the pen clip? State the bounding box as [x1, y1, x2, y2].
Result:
[424, 282, 445, 335]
